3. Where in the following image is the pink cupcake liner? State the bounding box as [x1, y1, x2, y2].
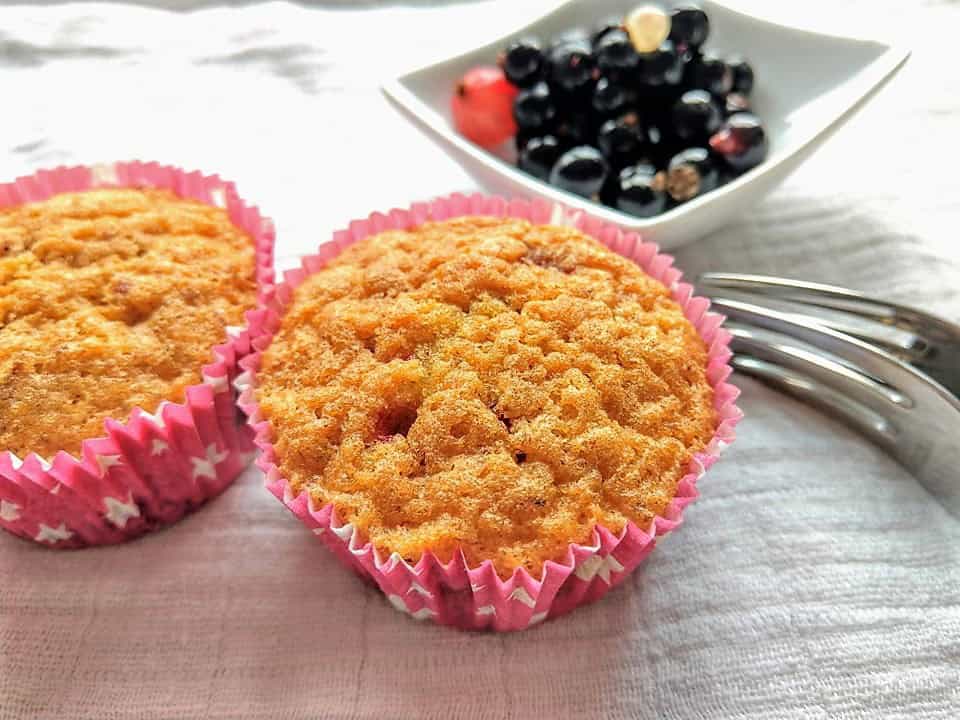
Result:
[239, 192, 742, 631]
[0, 161, 276, 548]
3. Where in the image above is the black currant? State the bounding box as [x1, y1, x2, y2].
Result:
[513, 81, 556, 132]
[515, 129, 536, 152]
[672, 89, 722, 142]
[591, 17, 623, 48]
[595, 28, 639, 78]
[549, 146, 609, 199]
[665, 147, 719, 202]
[612, 164, 668, 218]
[727, 56, 755, 95]
[635, 40, 684, 87]
[500, 39, 544, 88]
[519, 135, 563, 181]
[689, 51, 733, 96]
[669, 4, 710, 51]
[548, 41, 597, 97]
[643, 123, 679, 166]
[554, 112, 594, 148]
[709, 112, 768, 173]
[597, 112, 645, 167]
[591, 77, 635, 119]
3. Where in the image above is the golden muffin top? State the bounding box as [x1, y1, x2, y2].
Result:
[0, 188, 257, 458]
[256, 216, 716, 577]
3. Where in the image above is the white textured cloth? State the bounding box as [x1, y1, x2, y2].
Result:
[1, 1, 959, 718]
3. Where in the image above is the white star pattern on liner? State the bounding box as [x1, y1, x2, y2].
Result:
[706, 437, 729, 456]
[476, 605, 496, 616]
[35, 523, 73, 544]
[549, 202, 582, 228]
[49, 484, 61, 495]
[210, 186, 227, 208]
[190, 444, 229, 480]
[95, 454, 123, 476]
[0, 500, 21, 522]
[509, 587, 536, 609]
[470, 583, 486, 593]
[528, 611, 548, 626]
[311, 527, 326, 536]
[388, 594, 410, 613]
[103, 495, 140, 528]
[151, 439, 169, 456]
[225, 325, 244, 340]
[140, 409, 166, 429]
[574, 554, 625, 585]
[379, 553, 419, 575]
[387, 594, 436, 621]
[331, 523, 353, 542]
[91, 162, 118, 186]
[407, 582, 432, 599]
[202, 372, 229, 393]
[233, 370, 253, 392]
[37, 457, 51, 471]
[7, 453, 23, 471]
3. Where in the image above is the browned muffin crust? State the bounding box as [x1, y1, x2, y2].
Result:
[0, 188, 257, 458]
[256, 217, 715, 576]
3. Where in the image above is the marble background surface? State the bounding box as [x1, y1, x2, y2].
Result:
[0, 1, 958, 718]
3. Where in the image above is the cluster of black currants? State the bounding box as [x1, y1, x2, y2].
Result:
[501, 4, 768, 218]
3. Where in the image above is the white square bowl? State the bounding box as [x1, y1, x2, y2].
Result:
[383, 0, 909, 250]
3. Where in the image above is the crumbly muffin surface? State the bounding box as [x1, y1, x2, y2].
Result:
[257, 217, 715, 577]
[0, 188, 257, 458]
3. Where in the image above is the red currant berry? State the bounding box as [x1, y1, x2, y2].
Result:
[452, 66, 518, 148]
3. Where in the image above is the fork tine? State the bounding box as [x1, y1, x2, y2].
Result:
[710, 288, 926, 357]
[700, 272, 876, 302]
[699, 272, 900, 315]
[730, 353, 898, 447]
[700, 273, 960, 398]
[726, 322, 912, 417]
[708, 295, 933, 396]
[699, 272, 960, 340]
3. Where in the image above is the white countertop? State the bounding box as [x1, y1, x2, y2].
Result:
[0, 2, 958, 718]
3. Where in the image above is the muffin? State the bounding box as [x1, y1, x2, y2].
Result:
[0, 163, 275, 547]
[243, 195, 739, 631]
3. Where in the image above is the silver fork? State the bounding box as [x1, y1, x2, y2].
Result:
[697, 273, 960, 517]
